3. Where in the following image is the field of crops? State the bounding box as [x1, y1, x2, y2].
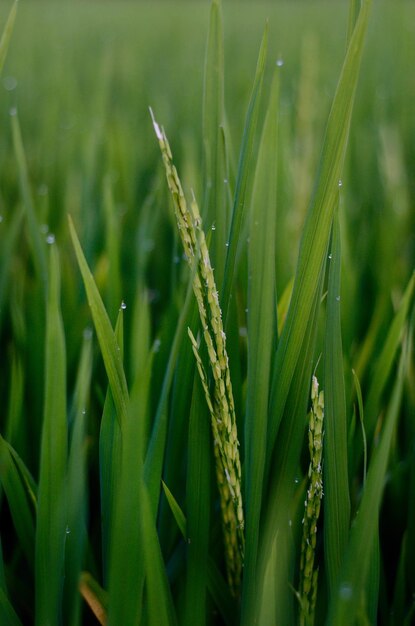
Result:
[0, 1, 414, 624]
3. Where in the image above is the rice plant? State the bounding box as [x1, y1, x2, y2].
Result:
[0, 0, 414, 624]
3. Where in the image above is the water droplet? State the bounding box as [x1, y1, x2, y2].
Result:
[338, 179, 343, 188]
[120, 301, 127, 310]
[276, 58, 284, 67]
[153, 338, 161, 353]
[65, 526, 71, 535]
[288, 519, 292, 527]
[9, 106, 17, 117]
[83, 327, 93, 340]
[294, 477, 300, 484]
[245, 308, 248, 314]
[336, 295, 341, 302]
[339, 583, 353, 600]
[211, 224, 216, 231]
[187, 537, 192, 545]
[0, 216, 3, 223]
[82, 409, 86, 415]
[328, 253, 332, 260]
[3, 76, 17, 91]
[46, 234, 55, 245]
[239, 326, 247, 338]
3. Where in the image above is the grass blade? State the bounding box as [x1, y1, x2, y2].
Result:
[12, 112, 48, 295]
[5, 350, 24, 453]
[0, 0, 18, 74]
[352, 369, 367, 484]
[277, 277, 294, 338]
[157, 303, 197, 552]
[202, 0, 227, 288]
[242, 65, 279, 624]
[144, 262, 195, 517]
[364, 272, 414, 439]
[103, 175, 122, 323]
[0, 207, 23, 330]
[35, 244, 67, 626]
[69, 215, 129, 427]
[162, 481, 236, 626]
[99, 311, 123, 584]
[0, 588, 23, 626]
[221, 23, 268, 323]
[327, 334, 410, 625]
[64, 328, 93, 626]
[107, 405, 146, 624]
[108, 357, 175, 625]
[323, 212, 351, 595]
[347, 0, 362, 45]
[142, 485, 177, 626]
[183, 376, 211, 626]
[162, 481, 187, 538]
[0, 435, 36, 567]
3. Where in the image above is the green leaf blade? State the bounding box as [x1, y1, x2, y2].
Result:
[0, 588, 23, 626]
[0, 436, 36, 568]
[183, 377, 211, 626]
[68, 215, 129, 428]
[99, 312, 124, 585]
[221, 22, 268, 323]
[202, 0, 227, 289]
[0, 0, 18, 75]
[242, 66, 280, 625]
[364, 272, 415, 439]
[323, 213, 351, 596]
[12, 113, 48, 295]
[64, 328, 93, 625]
[35, 245, 68, 626]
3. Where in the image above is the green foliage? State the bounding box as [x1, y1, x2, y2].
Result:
[0, 0, 414, 624]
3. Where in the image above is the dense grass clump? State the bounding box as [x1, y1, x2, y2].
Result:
[0, 0, 414, 624]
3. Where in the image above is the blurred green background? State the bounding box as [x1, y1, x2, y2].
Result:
[1, 1, 413, 278]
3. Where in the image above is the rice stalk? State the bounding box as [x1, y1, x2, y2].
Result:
[298, 375, 324, 626]
[151, 109, 244, 594]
